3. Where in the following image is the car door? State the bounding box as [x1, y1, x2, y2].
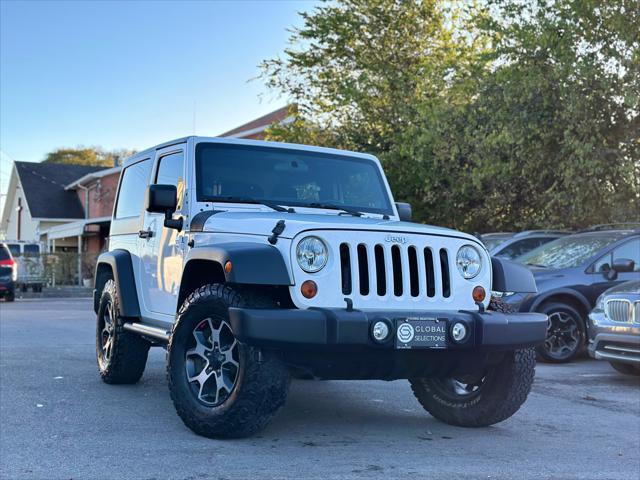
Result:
[138, 145, 187, 316]
[588, 238, 640, 302]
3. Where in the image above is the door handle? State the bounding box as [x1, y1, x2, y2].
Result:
[138, 229, 154, 239]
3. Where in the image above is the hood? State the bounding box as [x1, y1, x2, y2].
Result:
[604, 280, 640, 296]
[195, 210, 481, 244]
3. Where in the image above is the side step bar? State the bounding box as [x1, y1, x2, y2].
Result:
[123, 322, 170, 343]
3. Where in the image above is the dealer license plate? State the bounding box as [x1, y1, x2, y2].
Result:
[395, 317, 447, 349]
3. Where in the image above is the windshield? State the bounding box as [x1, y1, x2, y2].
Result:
[515, 233, 625, 268]
[195, 143, 393, 215]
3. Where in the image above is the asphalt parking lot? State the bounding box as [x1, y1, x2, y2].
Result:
[1, 298, 639, 480]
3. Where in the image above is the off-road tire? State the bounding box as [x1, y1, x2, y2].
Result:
[167, 284, 290, 439]
[609, 361, 640, 376]
[409, 348, 536, 427]
[536, 302, 586, 363]
[96, 279, 150, 384]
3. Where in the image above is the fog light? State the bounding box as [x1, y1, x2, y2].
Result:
[451, 322, 467, 342]
[301, 280, 318, 299]
[372, 321, 390, 342]
[472, 286, 486, 302]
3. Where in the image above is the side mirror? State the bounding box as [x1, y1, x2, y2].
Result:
[145, 184, 182, 231]
[396, 202, 412, 222]
[613, 258, 635, 273]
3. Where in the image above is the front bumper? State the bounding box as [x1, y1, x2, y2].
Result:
[228, 307, 547, 352]
[588, 312, 640, 365]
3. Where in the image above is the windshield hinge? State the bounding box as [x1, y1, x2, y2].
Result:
[268, 220, 286, 245]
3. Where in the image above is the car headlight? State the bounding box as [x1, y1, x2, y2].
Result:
[296, 236, 328, 273]
[456, 245, 482, 279]
[595, 293, 605, 311]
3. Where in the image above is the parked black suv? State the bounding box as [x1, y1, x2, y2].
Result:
[0, 243, 17, 302]
[499, 226, 640, 362]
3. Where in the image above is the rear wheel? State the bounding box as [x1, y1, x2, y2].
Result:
[410, 348, 536, 427]
[536, 302, 585, 363]
[167, 284, 289, 439]
[5, 291, 15, 302]
[609, 361, 640, 376]
[96, 279, 150, 384]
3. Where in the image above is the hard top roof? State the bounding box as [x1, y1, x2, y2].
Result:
[122, 136, 378, 167]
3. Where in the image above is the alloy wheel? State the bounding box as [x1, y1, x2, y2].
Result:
[431, 374, 488, 400]
[544, 311, 580, 360]
[185, 317, 240, 407]
[99, 300, 115, 366]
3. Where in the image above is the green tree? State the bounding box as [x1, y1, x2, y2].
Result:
[260, 0, 639, 232]
[43, 147, 136, 167]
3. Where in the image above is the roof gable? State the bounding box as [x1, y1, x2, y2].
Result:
[14, 162, 106, 219]
[220, 105, 294, 138]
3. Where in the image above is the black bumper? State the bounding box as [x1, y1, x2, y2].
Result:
[0, 279, 14, 296]
[228, 307, 547, 352]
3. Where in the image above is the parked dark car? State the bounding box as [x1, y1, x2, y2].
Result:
[587, 280, 640, 375]
[479, 232, 515, 251]
[488, 230, 570, 260]
[498, 227, 640, 362]
[0, 243, 17, 302]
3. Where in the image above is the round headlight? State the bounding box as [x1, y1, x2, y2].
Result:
[456, 245, 482, 279]
[296, 236, 328, 273]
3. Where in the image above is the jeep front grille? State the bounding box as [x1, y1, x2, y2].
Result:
[606, 299, 639, 323]
[339, 242, 451, 300]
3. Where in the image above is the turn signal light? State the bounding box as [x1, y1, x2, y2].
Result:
[301, 280, 318, 299]
[472, 286, 486, 302]
[224, 261, 233, 274]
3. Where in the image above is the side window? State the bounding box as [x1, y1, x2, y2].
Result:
[612, 239, 640, 271]
[115, 159, 152, 219]
[155, 151, 185, 209]
[592, 252, 612, 272]
[23, 245, 39, 255]
[7, 244, 20, 257]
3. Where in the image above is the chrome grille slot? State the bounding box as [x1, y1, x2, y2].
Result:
[408, 246, 420, 297]
[635, 301, 640, 324]
[391, 245, 403, 296]
[340, 243, 352, 295]
[374, 245, 386, 296]
[357, 244, 369, 295]
[606, 299, 631, 323]
[439, 248, 451, 298]
[424, 248, 435, 297]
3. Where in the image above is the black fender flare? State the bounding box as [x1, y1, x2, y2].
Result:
[184, 242, 292, 286]
[527, 287, 592, 315]
[491, 257, 538, 293]
[93, 249, 141, 317]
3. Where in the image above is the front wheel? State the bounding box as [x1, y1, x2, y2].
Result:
[96, 279, 150, 384]
[536, 303, 586, 363]
[410, 348, 536, 427]
[167, 284, 290, 439]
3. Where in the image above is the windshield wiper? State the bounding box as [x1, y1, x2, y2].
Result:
[214, 196, 295, 213]
[526, 262, 547, 268]
[308, 202, 363, 217]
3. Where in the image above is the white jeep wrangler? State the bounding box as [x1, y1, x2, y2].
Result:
[94, 137, 546, 438]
